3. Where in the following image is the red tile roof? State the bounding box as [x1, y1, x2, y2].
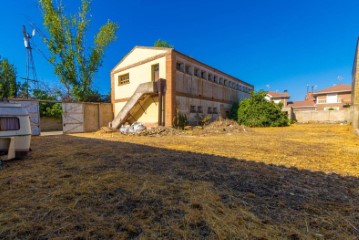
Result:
[267, 91, 289, 98]
[314, 84, 352, 94]
[287, 100, 316, 108]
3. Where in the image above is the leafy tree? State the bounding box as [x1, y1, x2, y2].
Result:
[33, 89, 62, 118]
[229, 102, 239, 121]
[0, 58, 18, 101]
[154, 39, 173, 48]
[237, 91, 289, 127]
[39, 0, 119, 102]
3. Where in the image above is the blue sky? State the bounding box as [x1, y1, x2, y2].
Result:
[1, 0, 359, 101]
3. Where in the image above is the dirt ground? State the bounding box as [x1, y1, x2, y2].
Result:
[0, 123, 358, 239]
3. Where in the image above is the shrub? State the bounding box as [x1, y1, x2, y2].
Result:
[229, 102, 239, 121]
[173, 110, 188, 129]
[196, 114, 211, 126]
[237, 91, 289, 127]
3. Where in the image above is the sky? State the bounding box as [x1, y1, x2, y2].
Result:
[1, 0, 359, 101]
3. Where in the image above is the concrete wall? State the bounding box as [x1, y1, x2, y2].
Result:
[132, 98, 159, 127]
[174, 55, 252, 123]
[10, 99, 40, 135]
[293, 109, 351, 123]
[41, 117, 62, 131]
[176, 96, 230, 125]
[112, 54, 167, 120]
[112, 47, 168, 71]
[62, 103, 113, 133]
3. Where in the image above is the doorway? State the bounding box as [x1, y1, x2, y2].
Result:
[152, 64, 159, 82]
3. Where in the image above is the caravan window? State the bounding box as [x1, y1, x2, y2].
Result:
[0, 117, 20, 131]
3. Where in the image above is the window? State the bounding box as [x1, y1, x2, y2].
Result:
[0, 117, 20, 131]
[194, 68, 200, 77]
[326, 94, 338, 104]
[185, 65, 192, 75]
[151, 64, 159, 82]
[214, 75, 218, 83]
[201, 71, 207, 79]
[190, 105, 196, 113]
[197, 106, 203, 113]
[208, 74, 213, 81]
[176, 62, 184, 72]
[207, 107, 212, 114]
[213, 107, 218, 114]
[118, 73, 129, 85]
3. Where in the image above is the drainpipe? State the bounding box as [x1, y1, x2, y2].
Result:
[157, 79, 163, 126]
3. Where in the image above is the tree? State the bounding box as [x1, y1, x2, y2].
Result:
[229, 102, 239, 121]
[154, 39, 173, 48]
[33, 88, 62, 118]
[0, 58, 18, 101]
[39, 0, 119, 102]
[237, 91, 289, 127]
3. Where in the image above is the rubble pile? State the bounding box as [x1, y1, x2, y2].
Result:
[194, 119, 249, 135]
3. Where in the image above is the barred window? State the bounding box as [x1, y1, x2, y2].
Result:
[118, 74, 130, 85]
[190, 105, 196, 113]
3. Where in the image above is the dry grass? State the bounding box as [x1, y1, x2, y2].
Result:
[0, 123, 358, 239]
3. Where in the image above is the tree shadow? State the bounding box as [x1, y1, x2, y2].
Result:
[1, 135, 358, 239]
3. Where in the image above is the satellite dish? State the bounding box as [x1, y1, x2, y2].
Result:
[32, 29, 35, 37]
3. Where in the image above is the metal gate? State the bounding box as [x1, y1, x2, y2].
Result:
[10, 99, 40, 135]
[62, 103, 84, 133]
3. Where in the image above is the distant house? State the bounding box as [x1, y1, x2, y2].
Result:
[288, 84, 352, 112]
[265, 90, 290, 106]
[287, 92, 316, 112]
[265, 90, 292, 118]
[312, 84, 352, 110]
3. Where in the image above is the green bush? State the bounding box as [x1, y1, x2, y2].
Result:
[196, 114, 211, 126]
[237, 91, 289, 127]
[33, 89, 62, 119]
[173, 110, 188, 129]
[229, 102, 239, 121]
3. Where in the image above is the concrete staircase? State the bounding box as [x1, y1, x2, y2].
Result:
[110, 81, 158, 129]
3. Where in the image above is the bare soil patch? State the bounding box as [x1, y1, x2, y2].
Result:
[0, 123, 358, 239]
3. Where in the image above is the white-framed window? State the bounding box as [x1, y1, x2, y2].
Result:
[118, 73, 130, 85]
[326, 94, 338, 104]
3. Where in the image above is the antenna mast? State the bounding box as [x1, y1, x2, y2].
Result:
[22, 25, 38, 98]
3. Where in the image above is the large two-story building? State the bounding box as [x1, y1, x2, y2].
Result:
[110, 46, 253, 128]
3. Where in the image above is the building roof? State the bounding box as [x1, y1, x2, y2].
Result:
[287, 100, 316, 108]
[313, 84, 352, 95]
[267, 91, 290, 99]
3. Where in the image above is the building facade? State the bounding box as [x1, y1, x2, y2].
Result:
[111, 46, 253, 128]
[312, 84, 352, 111]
